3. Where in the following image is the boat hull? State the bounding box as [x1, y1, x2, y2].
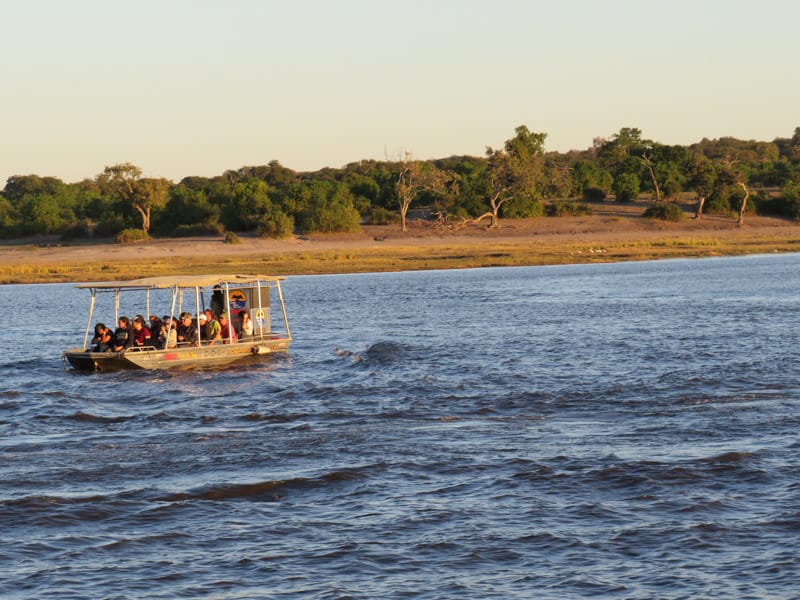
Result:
[63, 337, 291, 372]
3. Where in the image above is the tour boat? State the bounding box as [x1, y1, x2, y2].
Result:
[62, 274, 292, 371]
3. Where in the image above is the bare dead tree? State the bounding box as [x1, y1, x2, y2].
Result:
[394, 152, 450, 232]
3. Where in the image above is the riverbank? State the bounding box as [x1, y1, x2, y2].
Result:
[1, 202, 799, 284]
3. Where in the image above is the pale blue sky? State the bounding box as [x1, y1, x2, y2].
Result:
[1, 0, 798, 185]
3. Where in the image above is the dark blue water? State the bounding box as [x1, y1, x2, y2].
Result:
[1, 255, 799, 599]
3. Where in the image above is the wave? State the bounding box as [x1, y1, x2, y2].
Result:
[67, 412, 136, 424]
[335, 341, 416, 366]
[239, 412, 311, 423]
[154, 465, 381, 503]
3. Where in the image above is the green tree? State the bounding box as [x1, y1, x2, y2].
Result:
[215, 179, 274, 231]
[293, 180, 361, 233]
[482, 125, 547, 227]
[685, 152, 717, 218]
[612, 172, 640, 202]
[98, 163, 170, 234]
[597, 127, 645, 173]
[570, 160, 612, 199]
[0, 194, 15, 231]
[159, 185, 220, 234]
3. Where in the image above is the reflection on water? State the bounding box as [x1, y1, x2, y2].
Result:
[1, 254, 800, 598]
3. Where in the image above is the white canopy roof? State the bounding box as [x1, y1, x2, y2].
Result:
[76, 274, 285, 290]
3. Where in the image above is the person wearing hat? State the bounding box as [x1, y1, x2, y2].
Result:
[199, 311, 221, 345]
[176, 311, 198, 346]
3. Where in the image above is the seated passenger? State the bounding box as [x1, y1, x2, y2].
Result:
[199, 312, 221, 345]
[176, 312, 198, 346]
[198, 313, 208, 342]
[159, 316, 179, 349]
[113, 316, 134, 352]
[218, 312, 238, 344]
[91, 322, 109, 347]
[92, 324, 114, 352]
[149, 315, 163, 337]
[237, 310, 253, 340]
[132, 316, 152, 347]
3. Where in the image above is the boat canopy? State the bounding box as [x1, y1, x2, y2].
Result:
[76, 274, 285, 291]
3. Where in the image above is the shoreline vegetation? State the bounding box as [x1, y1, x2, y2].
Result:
[1, 202, 798, 284]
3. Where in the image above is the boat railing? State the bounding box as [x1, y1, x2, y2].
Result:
[122, 333, 290, 352]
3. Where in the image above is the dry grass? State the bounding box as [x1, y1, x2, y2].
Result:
[2, 203, 798, 284]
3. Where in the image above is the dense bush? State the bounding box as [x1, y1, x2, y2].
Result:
[643, 202, 684, 221]
[60, 221, 91, 241]
[546, 201, 593, 217]
[258, 208, 294, 238]
[363, 206, 400, 225]
[502, 197, 545, 218]
[293, 181, 361, 233]
[582, 187, 607, 201]
[94, 215, 128, 238]
[612, 172, 640, 203]
[170, 222, 225, 237]
[116, 228, 150, 243]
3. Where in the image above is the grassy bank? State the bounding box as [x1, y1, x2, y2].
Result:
[2, 230, 799, 284]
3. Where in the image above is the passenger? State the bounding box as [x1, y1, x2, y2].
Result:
[159, 316, 179, 349]
[176, 312, 198, 346]
[113, 316, 134, 352]
[91, 322, 109, 347]
[218, 312, 238, 344]
[237, 310, 253, 340]
[200, 312, 221, 345]
[198, 312, 208, 343]
[131, 316, 152, 348]
[149, 314, 163, 337]
[210, 285, 224, 318]
[92, 324, 114, 352]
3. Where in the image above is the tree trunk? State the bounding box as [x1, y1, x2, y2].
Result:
[641, 153, 661, 202]
[135, 206, 150, 233]
[736, 182, 750, 226]
[488, 191, 506, 229]
[399, 200, 409, 232]
[694, 196, 706, 220]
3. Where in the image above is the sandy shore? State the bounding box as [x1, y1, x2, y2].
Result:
[2, 202, 799, 283]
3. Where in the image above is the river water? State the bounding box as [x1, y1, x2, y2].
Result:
[1, 255, 799, 599]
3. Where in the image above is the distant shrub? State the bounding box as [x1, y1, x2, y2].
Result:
[94, 215, 127, 238]
[258, 209, 294, 239]
[502, 198, 544, 218]
[116, 228, 150, 243]
[60, 221, 91, 241]
[612, 173, 640, 203]
[223, 231, 241, 244]
[757, 183, 800, 219]
[363, 207, 399, 225]
[171, 222, 224, 237]
[704, 195, 734, 215]
[546, 201, 593, 217]
[582, 187, 606, 201]
[446, 206, 471, 220]
[643, 202, 684, 221]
